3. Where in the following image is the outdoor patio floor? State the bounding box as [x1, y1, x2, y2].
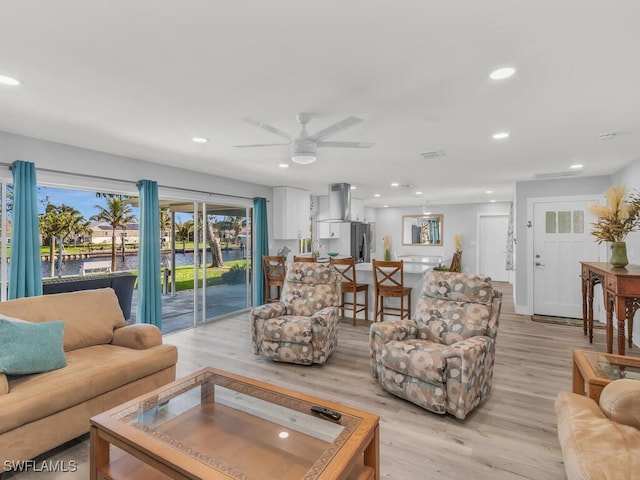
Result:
[128, 283, 250, 334]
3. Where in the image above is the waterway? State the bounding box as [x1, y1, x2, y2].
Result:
[41, 249, 246, 278]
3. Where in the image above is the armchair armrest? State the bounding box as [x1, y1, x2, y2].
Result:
[369, 320, 418, 380]
[251, 302, 287, 320]
[310, 306, 339, 326]
[442, 336, 496, 419]
[250, 302, 287, 355]
[112, 324, 163, 349]
[0, 373, 8, 395]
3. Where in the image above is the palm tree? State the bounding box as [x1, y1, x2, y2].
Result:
[39, 204, 84, 277]
[175, 220, 194, 251]
[206, 216, 224, 268]
[160, 208, 171, 248]
[91, 197, 136, 272]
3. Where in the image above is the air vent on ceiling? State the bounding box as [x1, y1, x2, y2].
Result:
[421, 150, 446, 159]
[598, 132, 617, 140]
[534, 171, 580, 180]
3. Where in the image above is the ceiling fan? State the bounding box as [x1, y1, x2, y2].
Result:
[234, 113, 374, 165]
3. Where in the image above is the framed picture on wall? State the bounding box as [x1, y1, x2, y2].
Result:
[369, 222, 376, 252]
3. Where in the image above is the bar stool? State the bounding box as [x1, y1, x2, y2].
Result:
[262, 255, 286, 303]
[330, 257, 369, 326]
[292, 255, 317, 262]
[372, 259, 411, 322]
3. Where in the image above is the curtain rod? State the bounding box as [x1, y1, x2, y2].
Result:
[2, 162, 260, 201]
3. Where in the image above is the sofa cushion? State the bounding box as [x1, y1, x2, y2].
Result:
[555, 391, 640, 480]
[261, 316, 312, 344]
[0, 343, 178, 435]
[382, 339, 448, 385]
[0, 288, 125, 351]
[0, 317, 66, 375]
[599, 379, 640, 429]
[0, 374, 7, 395]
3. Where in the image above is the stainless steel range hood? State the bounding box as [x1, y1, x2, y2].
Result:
[325, 183, 351, 222]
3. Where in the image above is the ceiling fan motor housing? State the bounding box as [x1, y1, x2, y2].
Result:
[291, 138, 318, 164]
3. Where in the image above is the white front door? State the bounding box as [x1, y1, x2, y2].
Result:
[478, 214, 510, 281]
[532, 198, 600, 318]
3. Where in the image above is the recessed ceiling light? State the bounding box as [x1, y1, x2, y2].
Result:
[192, 137, 208, 143]
[391, 182, 399, 187]
[492, 132, 510, 140]
[490, 200, 496, 203]
[350, 185, 356, 190]
[490, 67, 516, 80]
[570, 164, 583, 169]
[415, 191, 423, 195]
[278, 432, 289, 439]
[383, 205, 388, 208]
[485, 190, 494, 194]
[278, 163, 290, 168]
[0, 74, 20, 86]
[374, 194, 381, 198]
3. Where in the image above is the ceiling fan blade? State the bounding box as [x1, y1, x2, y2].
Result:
[317, 141, 375, 148]
[307, 116, 363, 141]
[233, 143, 290, 148]
[242, 117, 294, 141]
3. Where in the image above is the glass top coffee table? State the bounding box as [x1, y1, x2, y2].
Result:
[90, 368, 379, 480]
[572, 349, 640, 403]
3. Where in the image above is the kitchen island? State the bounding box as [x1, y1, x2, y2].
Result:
[355, 261, 430, 320]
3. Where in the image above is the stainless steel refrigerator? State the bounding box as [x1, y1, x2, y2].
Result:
[350, 222, 371, 263]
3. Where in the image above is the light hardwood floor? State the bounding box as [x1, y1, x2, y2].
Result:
[5, 282, 637, 479]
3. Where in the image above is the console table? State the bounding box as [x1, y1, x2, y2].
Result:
[580, 261, 640, 355]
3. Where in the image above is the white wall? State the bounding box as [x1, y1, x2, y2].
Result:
[371, 202, 511, 273]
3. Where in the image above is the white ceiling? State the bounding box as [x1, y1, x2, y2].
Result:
[1, 1, 639, 207]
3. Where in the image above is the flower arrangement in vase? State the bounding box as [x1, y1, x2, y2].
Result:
[383, 235, 392, 261]
[588, 185, 640, 267]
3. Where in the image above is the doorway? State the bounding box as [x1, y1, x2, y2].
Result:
[530, 196, 601, 318]
[478, 213, 510, 282]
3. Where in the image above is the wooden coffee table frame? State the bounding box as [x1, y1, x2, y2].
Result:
[90, 368, 379, 480]
[572, 348, 640, 403]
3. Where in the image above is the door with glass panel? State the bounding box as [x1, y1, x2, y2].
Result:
[533, 198, 600, 318]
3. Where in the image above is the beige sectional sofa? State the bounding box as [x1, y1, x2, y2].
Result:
[0, 288, 178, 463]
[555, 379, 640, 480]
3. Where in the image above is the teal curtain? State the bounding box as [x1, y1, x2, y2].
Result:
[136, 180, 161, 327]
[253, 197, 268, 306]
[9, 160, 42, 299]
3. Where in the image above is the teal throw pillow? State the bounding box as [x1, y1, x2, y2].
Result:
[0, 316, 67, 375]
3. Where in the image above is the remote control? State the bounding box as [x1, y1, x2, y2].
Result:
[310, 405, 342, 421]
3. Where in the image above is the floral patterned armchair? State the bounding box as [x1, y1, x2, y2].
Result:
[369, 271, 502, 419]
[251, 261, 341, 365]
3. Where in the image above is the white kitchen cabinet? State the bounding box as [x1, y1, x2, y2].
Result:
[316, 196, 341, 239]
[272, 186, 311, 239]
[351, 197, 365, 222]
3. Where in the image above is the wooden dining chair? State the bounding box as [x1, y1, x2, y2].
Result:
[372, 259, 411, 322]
[292, 255, 317, 262]
[262, 255, 286, 303]
[330, 257, 369, 326]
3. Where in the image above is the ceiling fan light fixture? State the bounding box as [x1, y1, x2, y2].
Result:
[291, 154, 316, 165]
